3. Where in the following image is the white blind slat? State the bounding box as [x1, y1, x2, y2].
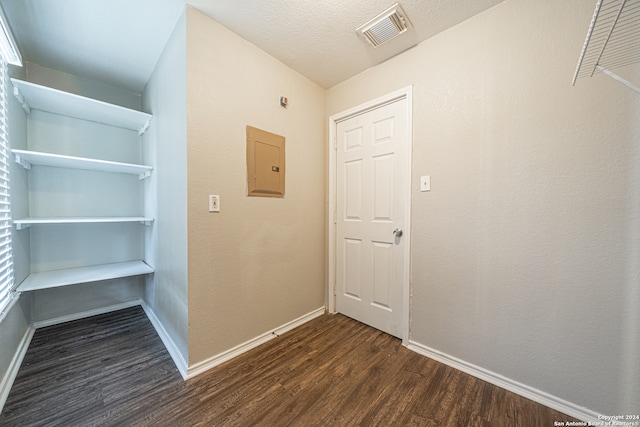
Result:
[0, 56, 14, 315]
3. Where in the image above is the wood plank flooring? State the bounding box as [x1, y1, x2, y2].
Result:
[0, 306, 579, 426]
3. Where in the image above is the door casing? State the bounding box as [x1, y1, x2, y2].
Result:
[328, 86, 413, 345]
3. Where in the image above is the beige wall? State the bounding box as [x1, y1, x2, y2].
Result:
[328, 0, 639, 417]
[185, 7, 326, 364]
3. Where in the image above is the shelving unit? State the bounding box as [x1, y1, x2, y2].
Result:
[11, 78, 155, 293]
[573, 0, 640, 93]
[16, 261, 154, 292]
[12, 149, 153, 179]
[11, 78, 152, 134]
[14, 217, 154, 230]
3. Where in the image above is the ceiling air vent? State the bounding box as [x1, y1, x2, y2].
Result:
[357, 3, 412, 47]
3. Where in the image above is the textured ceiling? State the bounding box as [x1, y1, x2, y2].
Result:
[188, 0, 505, 89]
[1, 0, 504, 92]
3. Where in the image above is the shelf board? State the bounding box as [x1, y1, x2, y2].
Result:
[11, 78, 152, 135]
[14, 217, 154, 230]
[12, 149, 153, 179]
[15, 260, 154, 292]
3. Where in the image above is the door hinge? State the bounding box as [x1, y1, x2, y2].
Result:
[333, 138, 337, 150]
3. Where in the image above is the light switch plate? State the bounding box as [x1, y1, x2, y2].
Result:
[420, 176, 431, 192]
[209, 195, 220, 212]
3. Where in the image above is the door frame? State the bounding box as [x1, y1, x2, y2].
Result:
[327, 86, 413, 345]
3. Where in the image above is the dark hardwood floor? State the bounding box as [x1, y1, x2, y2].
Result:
[0, 306, 579, 426]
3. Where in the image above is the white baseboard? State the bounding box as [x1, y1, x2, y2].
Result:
[140, 302, 188, 380]
[32, 300, 143, 329]
[0, 325, 34, 413]
[186, 307, 326, 380]
[407, 340, 603, 424]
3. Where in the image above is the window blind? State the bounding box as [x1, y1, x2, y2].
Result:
[0, 56, 15, 315]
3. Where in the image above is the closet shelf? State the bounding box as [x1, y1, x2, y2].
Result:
[11, 78, 152, 135]
[12, 149, 153, 179]
[15, 260, 154, 292]
[573, 0, 640, 93]
[14, 217, 154, 230]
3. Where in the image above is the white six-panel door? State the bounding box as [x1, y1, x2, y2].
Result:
[335, 95, 410, 339]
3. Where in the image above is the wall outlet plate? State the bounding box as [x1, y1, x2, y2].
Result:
[209, 195, 220, 212]
[420, 176, 431, 192]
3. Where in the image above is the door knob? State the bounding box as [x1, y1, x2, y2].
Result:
[393, 228, 403, 237]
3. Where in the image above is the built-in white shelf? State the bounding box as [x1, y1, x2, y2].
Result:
[14, 217, 154, 230]
[573, 0, 640, 94]
[12, 149, 153, 179]
[11, 78, 152, 135]
[15, 260, 154, 292]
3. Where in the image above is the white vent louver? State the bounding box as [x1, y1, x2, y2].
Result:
[357, 3, 412, 47]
